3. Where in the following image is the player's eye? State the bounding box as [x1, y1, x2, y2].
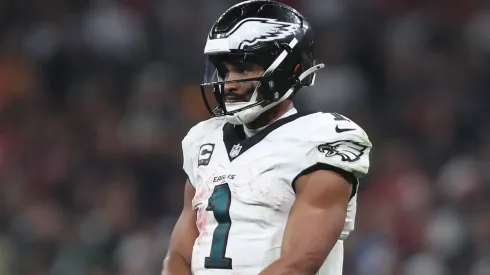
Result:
[216, 65, 229, 79]
[237, 61, 255, 73]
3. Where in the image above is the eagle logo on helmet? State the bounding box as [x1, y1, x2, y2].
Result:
[226, 17, 298, 50]
[317, 140, 367, 162]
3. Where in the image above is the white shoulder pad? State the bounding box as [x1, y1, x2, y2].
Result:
[301, 112, 372, 180]
[181, 117, 226, 187]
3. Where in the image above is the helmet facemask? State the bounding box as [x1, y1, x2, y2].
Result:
[200, 39, 306, 125]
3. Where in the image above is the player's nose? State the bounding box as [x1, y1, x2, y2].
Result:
[224, 72, 242, 93]
[224, 82, 240, 93]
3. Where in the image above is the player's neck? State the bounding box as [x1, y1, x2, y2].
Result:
[245, 100, 294, 130]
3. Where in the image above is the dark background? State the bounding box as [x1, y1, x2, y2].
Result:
[0, 0, 489, 274]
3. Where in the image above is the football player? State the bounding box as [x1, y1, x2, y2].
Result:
[163, 1, 372, 274]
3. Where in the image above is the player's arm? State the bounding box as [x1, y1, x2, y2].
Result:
[162, 180, 198, 275]
[259, 170, 353, 275]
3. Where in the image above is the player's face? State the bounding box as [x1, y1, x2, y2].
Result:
[222, 62, 264, 103]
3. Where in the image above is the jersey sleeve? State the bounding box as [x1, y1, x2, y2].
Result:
[293, 113, 372, 196]
[181, 131, 196, 186]
[181, 118, 226, 188]
[181, 121, 208, 188]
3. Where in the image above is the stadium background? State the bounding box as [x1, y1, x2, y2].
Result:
[0, 0, 489, 274]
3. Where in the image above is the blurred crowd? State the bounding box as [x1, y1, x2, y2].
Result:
[0, 0, 489, 274]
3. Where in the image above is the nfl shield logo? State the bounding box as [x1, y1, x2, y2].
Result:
[229, 144, 242, 158]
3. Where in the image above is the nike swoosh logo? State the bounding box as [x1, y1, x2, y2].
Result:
[335, 125, 356, 133]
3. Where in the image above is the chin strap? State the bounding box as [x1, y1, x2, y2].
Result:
[261, 63, 326, 110]
[230, 63, 325, 125]
[287, 63, 325, 99]
[299, 63, 325, 85]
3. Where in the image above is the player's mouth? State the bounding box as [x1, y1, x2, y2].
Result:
[224, 88, 256, 102]
[225, 97, 247, 103]
[224, 93, 251, 103]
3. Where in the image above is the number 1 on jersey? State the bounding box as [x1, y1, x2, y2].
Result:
[205, 184, 233, 269]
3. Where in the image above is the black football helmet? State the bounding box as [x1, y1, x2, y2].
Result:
[201, 0, 324, 125]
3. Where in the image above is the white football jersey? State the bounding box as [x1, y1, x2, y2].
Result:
[181, 111, 371, 275]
